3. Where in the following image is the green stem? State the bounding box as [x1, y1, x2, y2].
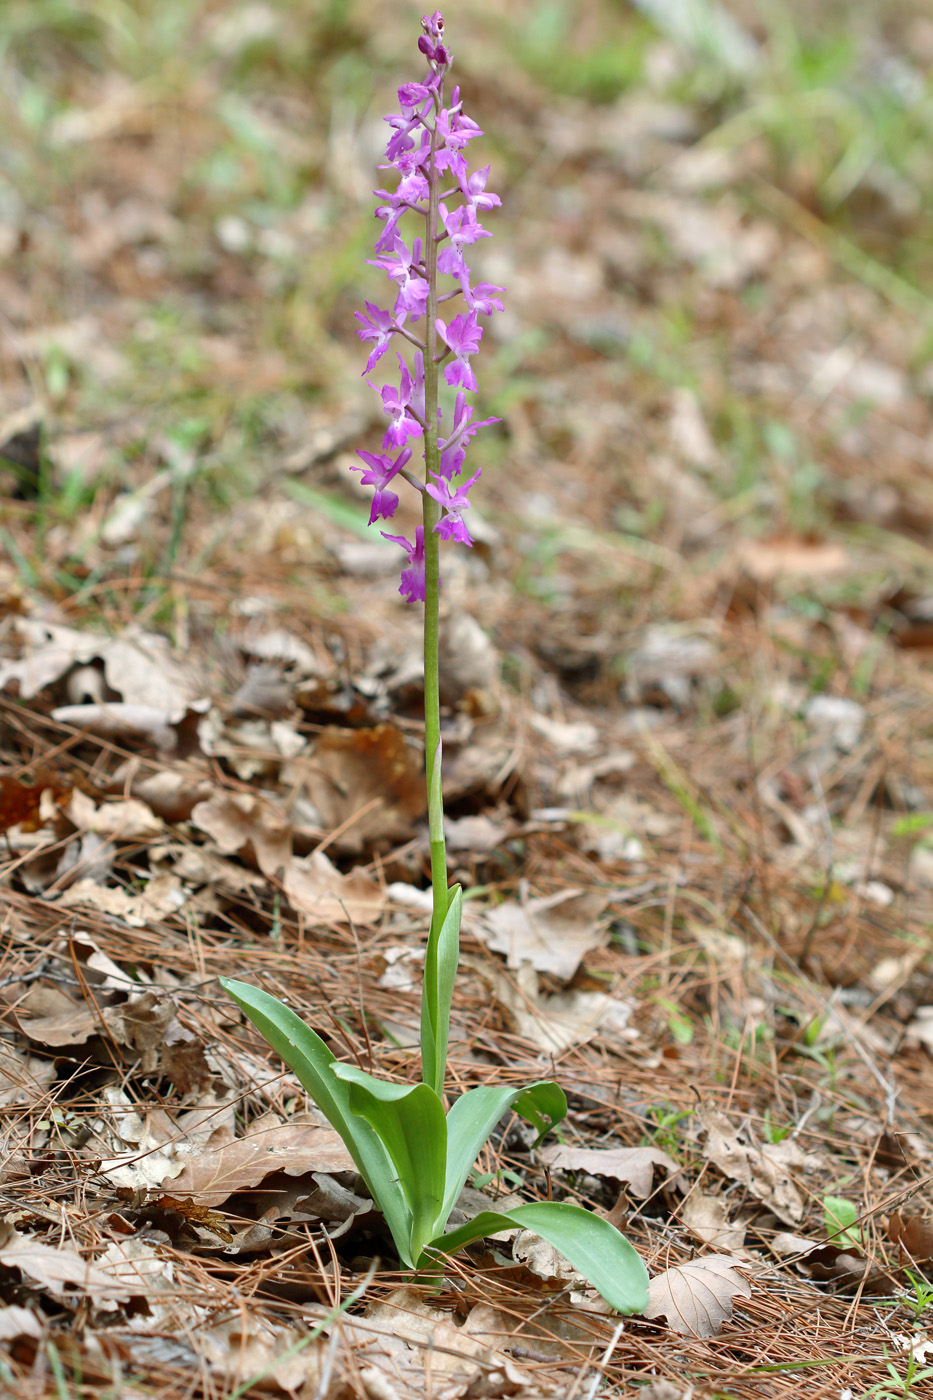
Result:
[423, 76, 448, 941]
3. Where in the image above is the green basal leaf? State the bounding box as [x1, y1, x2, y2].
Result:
[426, 1202, 650, 1315]
[421, 883, 462, 1098]
[443, 1080, 567, 1225]
[511, 1081, 568, 1146]
[220, 979, 411, 1261]
[334, 1065, 447, 1265]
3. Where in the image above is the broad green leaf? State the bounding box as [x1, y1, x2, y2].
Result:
[334, 1065, 447, 1265]
[426, 1202, 650, 1315]
[443, 1080, 567, 1224]
[512, 1081, 568, 1145]
[421, 884, 462, 1098]
[220, 979, 411, 1258]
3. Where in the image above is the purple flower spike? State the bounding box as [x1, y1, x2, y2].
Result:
[382, 526, 426, 602]
[426, 468, 481, 545]
[435, 311, 482, 391]
[353, 446, 411, 523]
[356, 12, 502, 601]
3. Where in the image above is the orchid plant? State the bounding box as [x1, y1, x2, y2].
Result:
[222, 12, 649, 1314]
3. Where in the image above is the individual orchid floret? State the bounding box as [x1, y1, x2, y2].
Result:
[381, 526, 426, 602]
[356, 302, 405, 373]
[437, 203, 490, 278]
[435, 311, 482, 391]
[370, 354, 424, 448]
[438, 393, 499, 478]
[460, 278, 505, 316]
[458, 164, 500, 214]
[369, 235, 429, 319]
[352, 446, 412, 523]
[434, 101, 481, 177]
[426, 468, 481, 545]
[397, 71, 440, 113]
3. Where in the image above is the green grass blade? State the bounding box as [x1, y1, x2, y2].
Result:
[220, 978, 411, 1259]
[427, 1202, 650, 1315]
[334, 1065, 447, 1264]
[443, 1081, 567, 1224]
[420, 883, 462, 1097]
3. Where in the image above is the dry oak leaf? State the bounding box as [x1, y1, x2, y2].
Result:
[164, 1112, 356, 1207]
[537, 1144, 680, 1199]
[642, 1255, 751, 1337]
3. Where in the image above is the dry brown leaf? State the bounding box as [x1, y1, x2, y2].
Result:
[187, 1314, 331, 1393]
[0, 1226, 135, 1302]
[66, 789, 162, 840]
[191, 790, 384, 924]
[889, 1211, 933, 1263]
[58, 873, 187, 927]
[359, 1286, 532, 1393]
[287, 722, 425, 854]
[0, 1305, 43, 1341]
[468, 886, 609, 980]
[639, 1382, 693, 1400]
[475, 960, 634, 1055]
[643, 1255, 751, 1337]
[537, 1143, 679, 1199]
[0, 618, 200, 709]
[681, 1192, 748, 1250]
[165, 1112, 356, 1207]
[0, 1039, 56, 1106]
[701, 1109, 824, 1224]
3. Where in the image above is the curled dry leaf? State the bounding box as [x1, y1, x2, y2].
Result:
[681, 1192, 748, 1250]
[643, 1255, 751, 1337]
[889, 1211, 933, 1263]
[0, 618, 200, 709]
[537, 1143, 680, 1199]
[701, 1108, 825, 1224]
[473, 959, 635, 1055]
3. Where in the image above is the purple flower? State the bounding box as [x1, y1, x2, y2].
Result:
[397, 72, 439, 112]
[437, 203, 490, 278]
[370, 354, 424, 448]
[460, 278, 505, 316]
[459, 164, 500, 214]
[356, 301, 403, 373]
[369, 235, 429, 319]
[382, 526, 426, 601]
[426, 468, 481, 545]
[438, 392, 499, 478]
[434, 101, 481, 178]
[435, 311, 482, 391]
[352, 446, 411, 523]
